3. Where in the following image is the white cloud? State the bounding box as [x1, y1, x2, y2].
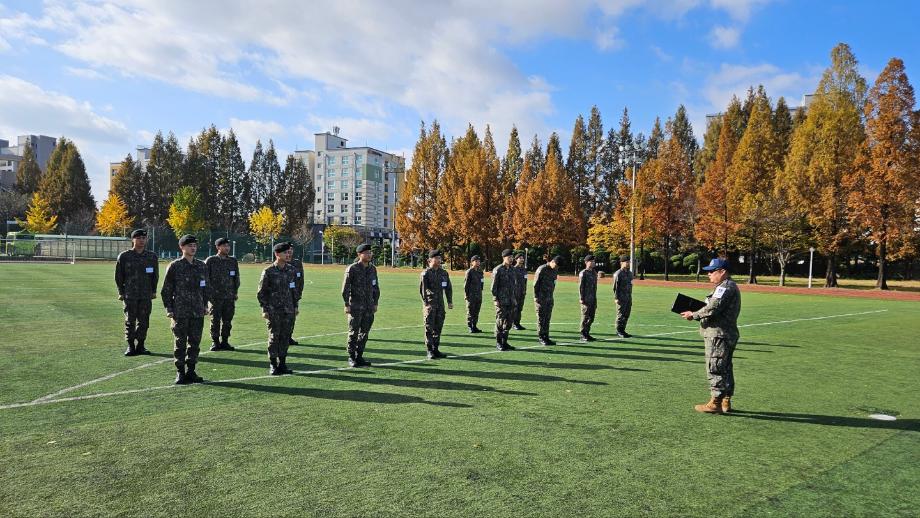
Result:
[595, 27, 625, 51]
[709, 0, 772, 22]
[65, 66, 109, 80]
[709, 25, 741, 49]
[226, 118, 287, 157]
[651, 45, 673, 62]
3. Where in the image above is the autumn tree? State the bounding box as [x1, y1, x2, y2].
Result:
[778, 43, 867, 287]
[434, 124, 480, 259]
[451, 125, 503, 261]
[110, 154, 144, 223]
[396, 120, 448, 252]
[566, 114, 590, 218]
[248, 205, 284, 245]
[167, 186, 207, 239]
[96, 193, 134, 236]
[280, 153, 315, 237]
[37, 137, 95, 232]
[500, 125, 523, 193]
[523, 134, 544, 181]
[14, 142, 43, 195]
[696, 96, 744, 254]
[18, 192, 58, 234]
[844, 58, 919, 289]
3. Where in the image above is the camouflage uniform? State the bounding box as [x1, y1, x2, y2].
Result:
[691, 278, 741, 398]
[491, 263, 518, 347]
[533, 264, 558, 340]
[342, 260, 380, 361]
[290, 258, 305, 343]
[114, 249, 159, 349]
[205, 253, 239, 345]
[257, 263, 299, 361]
[612, 267, 634, 333]
[512, 264, 528, 327]
[419, 267, 452, 354]
[464, 266, 484, 330]
[578, 266, 598, 337]
[161, 257, 209, 373]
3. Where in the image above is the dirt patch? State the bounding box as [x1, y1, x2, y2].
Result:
[627, 278, 920, 301]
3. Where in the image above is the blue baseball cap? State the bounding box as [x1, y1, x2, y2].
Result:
[702, 258, 729, 271]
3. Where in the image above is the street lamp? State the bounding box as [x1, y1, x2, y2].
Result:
[319, 230, 324, 265]
[619, 144, 642, 276]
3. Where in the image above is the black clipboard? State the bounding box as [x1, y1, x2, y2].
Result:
[671, 293, 706, 314]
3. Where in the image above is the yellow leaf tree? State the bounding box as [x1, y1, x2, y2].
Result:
[248, 206, 284, 245]
[96, 193, 134, 236]
[166, 186, 208, 239]
[18, 192, 58, 234]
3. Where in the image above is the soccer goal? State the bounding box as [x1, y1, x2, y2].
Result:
[0, 234, 129, 264]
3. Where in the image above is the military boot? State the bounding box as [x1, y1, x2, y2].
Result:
[221, 339, 236, 351]
[355, 354, 372, 367]
[471, 326, 483, 333]
[270, 357, 282, 375]
[278, 357, 294, 374]
[348, 351, 358, 368]
[513, 323, 525, 331]
[174, 367, 188, 385]
[124, 341, 137, 356]
[502, 333, 516, 351]
[694, 397, 723, 414]
[136, 341, 151, 355]
[721, 397, 732, 413]
[209, 341, 222, 351]
[185, 366, 204, 384]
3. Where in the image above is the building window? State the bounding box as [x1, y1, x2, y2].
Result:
[326, 193, 334, 201]
[355, 155, 364, 167]
[327, 204, 335, 212]
[328, 169, 336, 178]
[342, 168, 350, 176]
[355, 193, 363, 201]
[355, 169, 363, 179]
[316, 210, 322, 216]
[355, 204, 362, 212]
[341, 180, 349, 189]
[342, 193, 349, 201]
[326, 181, 335, 190]
[384, 195, 389, 204]
[326, 156, 336, 167]
[342, 156, 349, 164]
[355, 216, 362, 224]
[341, 204, 349, 212]
[355, 180, 363, 188]
[384, 207, 389, 215]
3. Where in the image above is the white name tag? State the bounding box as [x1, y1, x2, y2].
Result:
[230, 271, 236, 277]
[199, 280, 206, 287]
[480, 279, 484, 284]
[524, 275, 528, 280]
[372, 279, 377, 286]
[713, 286, 726, 299]
[145, 267, 154, 273]
[296, 272, 301, 277]
[289, 282, 296, 288]
[441, 281, 448, 287]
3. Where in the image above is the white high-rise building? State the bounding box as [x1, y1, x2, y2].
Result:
[0, 135, 57, 189]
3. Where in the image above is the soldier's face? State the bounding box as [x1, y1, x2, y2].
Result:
[515, 257, 524, 266]
[503, 256, 513, 265]
[181, 243, 197, 257]
[430, 256, 442, 268]
[586, 260, 595, 269]
[359, 251, 372, 263]
[217, 244, 230, 255]
[132, 236, 146, 249]
[707, 269, 727, 284]
[621, 261, 630, 270]
[471, 260, 481, 269]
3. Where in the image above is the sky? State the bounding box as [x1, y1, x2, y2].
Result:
[1, 0, 919, 204]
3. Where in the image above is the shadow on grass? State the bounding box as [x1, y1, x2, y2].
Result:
[726, 410, 920, 432]
[213, 381, 472, 408]
[449, 355, 649, 372]
[228, 348, 408, 364]
[307, 371, 538, 396]
[525, 347, 695, 363]
[383, 364, 608, 386]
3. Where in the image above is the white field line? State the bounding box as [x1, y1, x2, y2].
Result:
[0, 309, 887, 411]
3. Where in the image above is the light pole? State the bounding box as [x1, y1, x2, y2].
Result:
[319, 231, 324, 265]
[808, 246, 815, 288]
[619, 144, 641, 275]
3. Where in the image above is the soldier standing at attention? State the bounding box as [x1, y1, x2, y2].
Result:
[612, 255, 634, 338]
[258, 242, 298, 375]
[491, 249, 518, 351]
[533, 256, 561, 346]
[288, 245, 305, 345]
[342, 244, 379, 367]
[419, 249, 453, 359]
[512, 253, 527, 330]
[161, 235, 209, 385]
[578, 254, 598, 342]
[205, 237, 239, 351]
[680, 258, 741, 414]
[115, 228, 158, 356]
[464, 255, 484, 333]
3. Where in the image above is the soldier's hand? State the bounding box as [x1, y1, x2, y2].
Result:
[166, 312, 174, 319]
[261, 312, 269, 320]
[580, 299, 584, 305]
[448, 303, 453, 310]
[372, 305, 378, 313]
[234, 295, 239, 301]
[680, 311, 694, 321]
[151, 293, 157, 299]
[344, 306, 351, 314]
[118, 294, 125, 301]
[295, 308, 300, 316]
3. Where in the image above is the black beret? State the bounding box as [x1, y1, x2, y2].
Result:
[178, 234, 197, 246]
[584, 254, 595, 262]
[356, 243, 371, 253]
[620, 255, 630, 262]
[215, 237, 230, 246]
[470, 255, 481, 261]
[551, 255, 563, 263]
[130, 229, 147, 238]
[273, 242, 292, 253]
[428, 249, 443, 259]
[501, 249, 514, 257]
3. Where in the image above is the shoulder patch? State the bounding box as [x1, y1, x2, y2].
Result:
[713, 286, 727, 299]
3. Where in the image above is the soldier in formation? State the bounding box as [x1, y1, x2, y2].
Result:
[342, 244, 379, 367]
[289, 246, 305, 345]
[578, 254, 598, 342]
[533, 256, 561, 346]
[612, 255, 634, 338]
[491, 249, 518, 351]
[464, 255, 484, 333]
[512, 253, 527, 330]
[680, 258, 741, 414]
[114, 228, 158, 356]
[205, 237, 239, 351]
[419, 249, 452, 359]
[161, 235, 209, 385]
[257, 242, 299, 375]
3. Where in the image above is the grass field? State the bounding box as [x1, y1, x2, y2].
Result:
[1, 261, 918, 517]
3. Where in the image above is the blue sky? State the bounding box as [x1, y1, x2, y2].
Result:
[1, 0, 918, 203]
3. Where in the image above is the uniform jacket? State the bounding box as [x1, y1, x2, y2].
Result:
[464, 267, 484, 302]
[205, 254, 240, 300]
[612, 268, 634, 301]
[533, 264, 558, 302]
[258, 263, 298, 315]
[115, 249, 159, 300]
[491, 264, 517, 306]
[342, 261, 380, 311]
[692, 278, 741, 339]
[420, 267, 452, 308]
[161, 257, 209, 318]
[578, 267, 598, 304]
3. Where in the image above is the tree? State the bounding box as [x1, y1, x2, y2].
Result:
[586, 106, 605, 217]
[322, 224, 360, 263]
[110, 154, 144, 222]
[18, 192, 58, 233]
[644, 117, 664, 161]
[524, 134, 545, 177]
[396, 121, 448, 252]
[546, 132, 563, 171]
[247, 140, 265, 212]
[248, 205, 284, 246]
[500, 125, 523, 193]
[566, 114, 590, 218]
[280, 153, 315, 236]
[434, 124, 479, 258]
[773, 96, 795, 162]
[15, 142, 43, 195]
[145, 131, 184, 224]
[0, 190, 30, 230]
[167, 186, 207, 239]
[452, 124, 503, 260]
[192, 125, 222, 224]
[217, 129, 248, 231]
[37, 137, 95, 232]
[844, 58, 919, 289]
[96, 193, 134, 237]
[671, 105, 698, 176]
[778, 43, 867, 287]
[696, 116, 722, 184]
[696, 97, 744, 253]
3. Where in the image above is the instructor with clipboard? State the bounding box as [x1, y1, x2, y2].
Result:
[679, 258, 741, 414]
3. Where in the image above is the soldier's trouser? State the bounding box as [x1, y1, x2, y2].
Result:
[704, 335, 737, 398]
[423, 305, 446, 350]
[466, 298, 482, 329]
[535, 299, 554, 338]
[347, 309, 375, 356]
[512, 293, 525, 325]
[616, 298, 632, 331]
[209, 298, 236, 342]
[495, 303, 515, 338]
[172, 317, 203, 370]
[123, 298, 152, 344]
[267, 314, 294, 359]
[580, 302, 596, 336]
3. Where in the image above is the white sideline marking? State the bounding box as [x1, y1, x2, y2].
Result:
[0, 309, 887, 411]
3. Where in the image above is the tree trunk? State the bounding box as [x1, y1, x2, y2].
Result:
[695, 254, 701, 283]
[877, 239, 888, 290]
[824, 254, 838, 287]
[747, 236, 757, 284]
[663, 237, 670, 281]
[779, 261, 786, 286]
[639, 242, 645, 280]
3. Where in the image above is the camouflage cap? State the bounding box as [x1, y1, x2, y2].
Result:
[501, 249, 514, 257]
[356, 243, 372, 253]
[130, 229, 147, 238]
[470, 255, 481, 262]
[178, 234, 197, 246]
[584, 254, 595, 262]
[273, 242, 292, 253]
[428, 249, 443, 259]
[214, 237, 230, 246]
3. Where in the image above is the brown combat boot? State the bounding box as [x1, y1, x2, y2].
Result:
[721, 397, 732, 413]
[694, 397, 723, 414]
